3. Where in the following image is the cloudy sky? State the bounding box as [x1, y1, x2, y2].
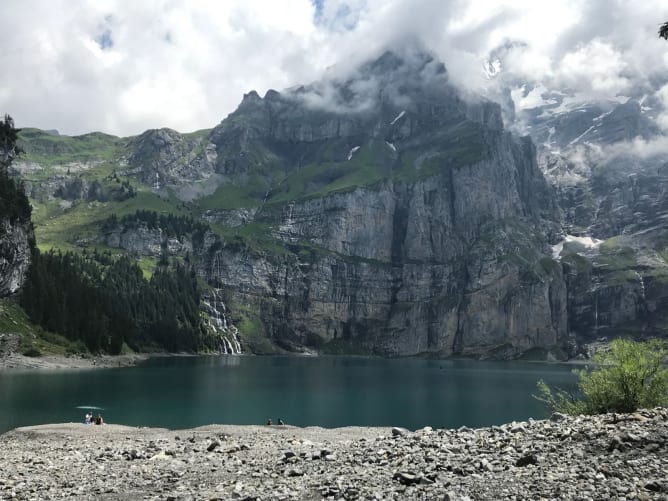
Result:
[1, 0, 667, 136]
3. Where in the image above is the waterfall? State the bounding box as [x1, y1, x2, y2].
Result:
[594, 290, 598, 331]
[201, 288, 242, 354]
[231, 326, 242, 353]
[635, 271, 646, 301]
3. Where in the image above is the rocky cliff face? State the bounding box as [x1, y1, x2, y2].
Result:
[204, 192, 566, 357]
[18, 46, 668, 358]
[124, 128, 218, 198]
[509, 78, 668, 344]
[186, 49, 568, 357]
[0, 218, 31, 297]
[102, 223, 194, 257]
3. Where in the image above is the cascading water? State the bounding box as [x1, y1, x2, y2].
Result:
[201, 288, 242, 354]
[634, 271, 646, 301]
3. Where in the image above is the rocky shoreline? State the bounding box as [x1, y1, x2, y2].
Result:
[1, 409, 666, 500]
[0, 351, 149, 371]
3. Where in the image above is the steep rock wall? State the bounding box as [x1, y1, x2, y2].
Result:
[0, 218, 31, 296]
[203, 131, 566, 357]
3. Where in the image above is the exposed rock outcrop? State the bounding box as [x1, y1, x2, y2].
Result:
[125, 128, 217, 190]
[0, 218, 31, 297]
[102, 223, 194, 257]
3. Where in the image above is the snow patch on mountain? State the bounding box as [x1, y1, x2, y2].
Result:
[482, 58, 502, 80]
[510, 84, 556, 111]
[552, 235, 602, 259]
[390, 110, 406, 125]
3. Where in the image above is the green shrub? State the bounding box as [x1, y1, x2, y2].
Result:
[22, 347, 42, 357]
[536, 338, 668, 415]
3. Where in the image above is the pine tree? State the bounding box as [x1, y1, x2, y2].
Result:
[0, 114, 22, 171]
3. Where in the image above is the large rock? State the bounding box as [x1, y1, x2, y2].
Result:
[125, 128, 217, 189]
[102, 224, 194, 257]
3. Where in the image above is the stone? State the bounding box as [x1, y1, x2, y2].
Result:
[1, 409, 667, 500]
[393, 472, 420, 486]
[550, 412, 568, 422]
[608, 436, 627, 452]
[645, 481, 666, 492]
[514, 454, 538, 467]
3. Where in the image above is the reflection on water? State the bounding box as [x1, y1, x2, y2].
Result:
[0, 356, 576, 434]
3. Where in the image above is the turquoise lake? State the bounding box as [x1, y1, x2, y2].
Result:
[0, 355, 577, 434]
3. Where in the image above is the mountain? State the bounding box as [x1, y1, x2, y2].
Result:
[482, 42, 668, 347]
[12, 47, 668, 358]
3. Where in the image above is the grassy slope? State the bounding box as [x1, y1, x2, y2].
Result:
[17, 129, 194, 252]
[198, 119, 485, 212]
[33, 189, 190, 252]
[0, 298, 82, 356]
[19, 128, 125, 169]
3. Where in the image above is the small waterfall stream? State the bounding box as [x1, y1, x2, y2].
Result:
[201, 288, 242, 354]
[634, 271, 646, 301]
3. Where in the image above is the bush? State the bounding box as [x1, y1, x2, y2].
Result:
[536, 338, 668, 415]
[22, 347, 42, 357]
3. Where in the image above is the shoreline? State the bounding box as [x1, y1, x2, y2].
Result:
[0, 349, 595, 372]
[0, 352, 152, 371]
[1, 409, 666, 499]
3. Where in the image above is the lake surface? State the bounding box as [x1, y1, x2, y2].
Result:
[0, 355, 577, 434]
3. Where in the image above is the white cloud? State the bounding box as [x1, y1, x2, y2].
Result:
[1, 0, 668, 136]
[511, 84, 557, 111]
[558, 40, 630, 97]
[656, 83, 668, 131]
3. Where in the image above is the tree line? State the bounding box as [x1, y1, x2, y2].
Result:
[102, 210, 209, 246]
[0, 115, 31, 225]
[20, 249, 210, 354]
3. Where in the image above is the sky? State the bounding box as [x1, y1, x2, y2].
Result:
[1, 0, 667, 137]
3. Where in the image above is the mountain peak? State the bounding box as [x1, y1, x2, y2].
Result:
[357, 44, 447, 82]
[278, 45, 451, 117]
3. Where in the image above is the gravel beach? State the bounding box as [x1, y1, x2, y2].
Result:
[1, 408, 667, 500]
[0, 333, 151, 371]
[0, 352, 149, 371]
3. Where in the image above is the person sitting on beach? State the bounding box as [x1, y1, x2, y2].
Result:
[266, 418, 272, 426]
[95, 414, 104, 425]
[84, 412, 92, 424]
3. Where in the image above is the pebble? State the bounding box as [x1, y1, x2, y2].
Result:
[0, 409, 667, 499]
